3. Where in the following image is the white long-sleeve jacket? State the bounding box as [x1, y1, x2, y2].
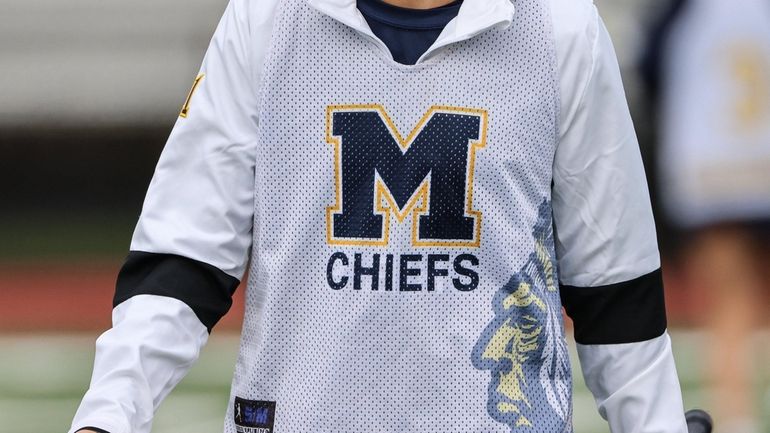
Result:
[70, 0, 687, 432]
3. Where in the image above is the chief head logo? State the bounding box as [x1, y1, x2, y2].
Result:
[325, 104, 486, 247]
[471, 201, 572, 432]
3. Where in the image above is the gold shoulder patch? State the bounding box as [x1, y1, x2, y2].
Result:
[180, 73, 205, 118]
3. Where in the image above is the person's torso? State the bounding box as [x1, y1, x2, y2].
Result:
[228, 0, 571, 431]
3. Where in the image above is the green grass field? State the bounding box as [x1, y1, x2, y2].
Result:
[1, 330, 768, 433]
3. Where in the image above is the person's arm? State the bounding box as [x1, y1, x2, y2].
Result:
[550, 1, 688, 432]
[69, 1, 279, 432]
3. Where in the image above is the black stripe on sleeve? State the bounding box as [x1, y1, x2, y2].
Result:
[559, 268, 667, 345]
[114, 251, 240, 332]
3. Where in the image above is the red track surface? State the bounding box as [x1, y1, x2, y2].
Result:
[0, 260, 245, 332]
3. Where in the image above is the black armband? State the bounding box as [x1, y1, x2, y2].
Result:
[560, 268, 667, 345]
[114, 251, 240, 332]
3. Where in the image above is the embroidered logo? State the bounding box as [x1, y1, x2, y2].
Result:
[234, 397, 276, 433]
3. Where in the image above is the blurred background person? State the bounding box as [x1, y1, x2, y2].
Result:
[642, 1, 770, 432]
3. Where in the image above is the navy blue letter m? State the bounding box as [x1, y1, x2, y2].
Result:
[326, 105, 487, 247]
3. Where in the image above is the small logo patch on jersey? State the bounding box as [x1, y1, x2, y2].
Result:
[234, 397, 276, 433]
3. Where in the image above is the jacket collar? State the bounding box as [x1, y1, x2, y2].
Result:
[306, 0, 516, 62]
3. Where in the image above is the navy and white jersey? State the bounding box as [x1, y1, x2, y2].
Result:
[70, 0, 687, 433]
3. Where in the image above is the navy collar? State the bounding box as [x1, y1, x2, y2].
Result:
[356, 0, 463, 30]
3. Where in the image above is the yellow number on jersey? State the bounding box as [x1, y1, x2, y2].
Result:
[729, 44, 770, 132]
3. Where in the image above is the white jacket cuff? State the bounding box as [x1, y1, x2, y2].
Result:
[577, 332, 688, 433]
[69, 295, 209, 433]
